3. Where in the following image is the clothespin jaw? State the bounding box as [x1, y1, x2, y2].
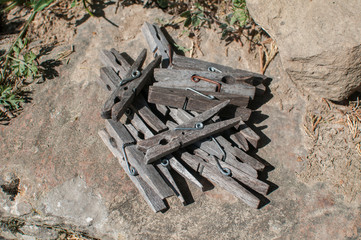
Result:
[101, 49, 161, 121]
[142, 22, 171, 68]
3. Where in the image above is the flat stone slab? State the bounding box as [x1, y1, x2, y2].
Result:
[1, 5, 360, 240]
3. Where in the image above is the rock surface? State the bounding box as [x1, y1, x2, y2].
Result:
[247, 0, 361, 101]
[1, 4, 360, 240]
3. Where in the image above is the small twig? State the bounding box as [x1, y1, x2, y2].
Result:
[352, 96, 359, 112]
[356, 143, 361, 157]
[261, 40, 278, 74]
[115, 0, 121, 13]
[346, 114, 358, 139]
[56, 45, 74, 61]
[258, 45, 264, 74]
[322, 98, 331, 110]
[190, 41, 194, 58]
[312, 116, 322, 132]
[303, 125, 315, 140]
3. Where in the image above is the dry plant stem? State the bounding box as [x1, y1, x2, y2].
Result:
[258, 45, 264, 74]
[312, 116, 322, 132]
[346, 114, 358, 139]
[190, 41, 194, 58]
[356, 143, 361, 156]
[260, 40, 278, 74]
[303, 124, 315, 140]
[322, 98, 331, 110]
[56, 45, 74, 61]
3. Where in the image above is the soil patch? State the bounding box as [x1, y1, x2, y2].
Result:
[299, 96, 361, 202]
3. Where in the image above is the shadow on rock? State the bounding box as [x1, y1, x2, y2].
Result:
[39, 59, 62, 82]
[1, 177, 20, 201]
[76, 0, 117, 27]
[246, 78, 273, 149]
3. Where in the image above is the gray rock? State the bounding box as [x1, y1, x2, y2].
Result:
[18, 224, 58, 240]
[247, 0, 361, 100]
[0, 230, 17, 240]
[38, 177, 107, 230]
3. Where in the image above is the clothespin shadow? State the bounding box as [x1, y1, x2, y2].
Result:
[159, 27, 187, 57]
[248, 77, 273, 110]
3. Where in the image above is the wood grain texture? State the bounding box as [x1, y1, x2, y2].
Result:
[98, 129, 166, 212]
[168, 155, 204, 189]
[131, 95, 168, 133]
[99, 50, 127, 76]
[110, 48, 132, 71]
[141, 22, 170, 68]
[125, 111, 203, 193]
[227, 129, 249, 151]
[173, 108, 259, 177]
[156, 162, 186, 203]
[148, 86, 251, 120]
[193, 148, 268, 195]
[101, 56, 161, 121]
[105, 120, 174, 199]
[99, 67, 121, 92]
[142, 117, 241, 164]
[172, 54, 267, 82]
[229, 146, 265, 171]
[139, 101, 229, 152]
[127, 111, 154, 139]
[149, 86, 249, 108]
[153, 69, 256, 99]
[98, 54, 168, 133]
[237, 121, 261, 148]
[155, 104, 169, 117]
[177, 151, 260, 208]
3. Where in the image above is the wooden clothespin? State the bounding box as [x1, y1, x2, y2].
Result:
[142, 22, 171, 68]
[153, 68, 257, 99]
[141, 22, 268, 95]
[100, 49, 161, 121]
[137, 100, 242, 164]
[104, 119, 174, 200]
[172, 54, 267, 83]
[171, 54, 268, 95]
[148, 86, 252, 120]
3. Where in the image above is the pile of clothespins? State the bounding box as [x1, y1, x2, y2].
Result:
[97, 22, 270, 212]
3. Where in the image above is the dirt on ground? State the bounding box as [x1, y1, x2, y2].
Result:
[299, 96, 361, 202]
[2, 0, 83, 45]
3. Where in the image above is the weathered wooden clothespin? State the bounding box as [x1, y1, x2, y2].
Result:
[142, 22, 171, 68]
[172, 54, 267, 82]
[141, 22, 268, 95]
[137, 100, 243, 164]
[153, 68, 257, 99]
[104, 119, 174, 199]
[100, 48, 161, 121]
[148, 86, 252, 120]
